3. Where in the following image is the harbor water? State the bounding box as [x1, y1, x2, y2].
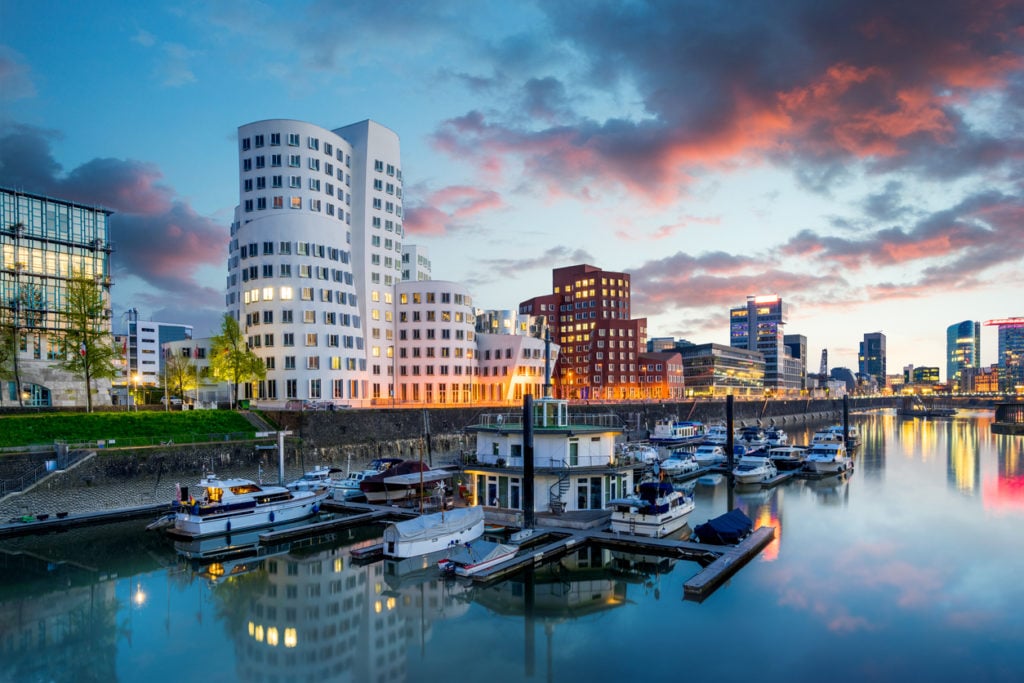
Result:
[1, 410, 1022, 683]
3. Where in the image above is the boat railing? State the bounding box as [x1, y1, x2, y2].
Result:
[474, 411, 624, 429]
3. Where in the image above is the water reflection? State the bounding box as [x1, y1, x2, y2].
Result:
[3, 411, 1024, 682]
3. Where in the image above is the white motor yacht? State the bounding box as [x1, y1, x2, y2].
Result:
[732, 456, 778, 485]
[804, 442, 853, 474]
[693, 444, 727, 467]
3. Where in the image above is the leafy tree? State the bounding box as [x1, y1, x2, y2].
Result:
[59, 271, 118, 412]
[209, 313, 265, 409]
[0, 315, 18, 407]
[164, 349, 198, 403]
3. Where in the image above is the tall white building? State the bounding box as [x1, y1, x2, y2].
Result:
[227, 120, 403, 407]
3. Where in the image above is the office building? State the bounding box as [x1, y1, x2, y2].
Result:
[519, 264, 646, 401]
[678, 343, 765, 397]
[638, 351, 685, 400]
[946, 320, 981, 389]
[729, 295, 801, 392]
[858, 332, 887, 385]
[985, 318, 1024, 392]
[401, 244, 431, 281]
[1, 187, 114, 407]
[227, 119, 403, 406]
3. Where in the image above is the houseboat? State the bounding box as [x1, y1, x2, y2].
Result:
[461, 395, 635, 518]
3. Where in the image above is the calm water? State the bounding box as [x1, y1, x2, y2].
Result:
[2, 411, 1022, 683]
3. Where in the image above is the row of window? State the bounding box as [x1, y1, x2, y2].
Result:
[244, 307, 361, 327]
[243, 195, 348, 219]
[243, 172, 351, 199]
[246, 333, 361, 351]
[239, 241, 352, 260]
[240, 287, 361, 310]
[241, 156, 352, 186]
[397, 291, 471, 306]
[241, 133, 349, 164]
[239, 263, 354, 283]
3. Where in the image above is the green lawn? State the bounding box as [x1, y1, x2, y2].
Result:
[0, 411, 260, 449]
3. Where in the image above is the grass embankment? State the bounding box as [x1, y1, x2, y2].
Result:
[0, 411, 259, 449]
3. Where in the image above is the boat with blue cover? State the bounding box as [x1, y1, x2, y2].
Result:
[608, 481, 695, 538]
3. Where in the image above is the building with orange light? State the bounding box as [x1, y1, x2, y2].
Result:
[638, 351, 685, 400]
[985, 318, 1024, 392]
[729, 295, 801, 392]
[519, 264, 646, 401]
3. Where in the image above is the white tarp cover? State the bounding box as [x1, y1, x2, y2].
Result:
[384, 506, 484, 543]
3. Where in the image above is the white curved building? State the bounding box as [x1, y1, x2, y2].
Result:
[394, 280, 477, 405]
[227, 119, 403, 407]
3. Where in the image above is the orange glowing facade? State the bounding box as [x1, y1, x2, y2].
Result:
[520, 264, 646, 400]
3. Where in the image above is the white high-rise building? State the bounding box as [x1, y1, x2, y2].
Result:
[227, 119, 403, 407]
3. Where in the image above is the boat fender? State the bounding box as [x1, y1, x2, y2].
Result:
[312, 503, 319, 514]
[226, 520, 231, 533]
[192, 504, 199, 515]
[269, 511, 275, 523]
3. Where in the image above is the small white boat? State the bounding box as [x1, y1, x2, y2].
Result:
[650, 418, 705, 446]
[660, 451, 699, 476]
[608, 481, 695, 538]
[826, 424, 861, 446]
[705, 423, 729, 445]
[693, 444, 727, 467]
[804, 442, 853, 474]
[732, 455, 778, 485]
[811, 429, 845, 445]
[286, 465, 342, 491]
[382, 506, 484, 559]
[329, 457, 402, 500]
[172, 474, 328, 539]
[765, 426, 788, 447]
[736, 426, 768, 450]
[438, 539, 518, 576]
[767, 445, 806, 471]
[620, 443, 661, 465]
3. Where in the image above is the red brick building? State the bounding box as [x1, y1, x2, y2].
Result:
[520, 264, 647, 400]
[639, 351, 685, 400]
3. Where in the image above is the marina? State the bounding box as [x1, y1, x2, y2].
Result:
[1, 410, 1022, 682]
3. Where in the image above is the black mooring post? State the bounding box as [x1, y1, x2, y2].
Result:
[726, 395, 735, 471]
[843, 395, 850, 445]
[523, 393, 535, 529]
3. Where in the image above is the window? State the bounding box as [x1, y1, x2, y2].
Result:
[284, 356, 296, 369]
[288, 133, 300, 146]
[290, 196, 301, 209]
[283, 334, 295, 347]
[289, 154, 300, 167]
[309, 178, 320, 191]
[241, 137, 251, 151]
[374, 159, 384, 171]
[306, 356, 320, 370]
[307, 136, 319, 150]
[273, 196, 284, 209]
[281, 309, 293, 323]
[306, 333, 318, 346]
[270, 132, 281, 146]
[308, 158, 320, 171]
[272, 175, 282, 187]
[271, 154, 282, 167]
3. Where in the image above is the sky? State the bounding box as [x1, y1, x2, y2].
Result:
[1, 0, 1022, 379]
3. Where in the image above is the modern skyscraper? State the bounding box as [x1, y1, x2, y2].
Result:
[985, 318, 1024, 392]
[946, 320, 981, 388]
[729, 295, 801, 392]
[227, 119, 403, 406]
[519, 264, 646, 400]
[858, 332, 887, 384]
[1, 187, 114, 407]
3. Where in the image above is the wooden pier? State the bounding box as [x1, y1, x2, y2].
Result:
[466, 522, 775, 602]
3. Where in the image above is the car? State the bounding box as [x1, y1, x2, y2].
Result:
[161, 396, 183, 405]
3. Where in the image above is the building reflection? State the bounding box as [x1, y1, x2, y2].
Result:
[984, 418, 1024, 512]
[946, 415, 981, 496]
[190, 532, 471, 683]
[855, 413, 888, 479]
[0, 553, 119, 682]
[734, 485, 784, 561]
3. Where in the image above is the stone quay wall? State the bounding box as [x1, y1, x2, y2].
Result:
[0, 397, 879, 519]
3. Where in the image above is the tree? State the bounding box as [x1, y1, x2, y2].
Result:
[164, 349, 198, 402]
[0, 315, 17, 407]
[59, 271, 118, 412]
[209, 313, 265, 408]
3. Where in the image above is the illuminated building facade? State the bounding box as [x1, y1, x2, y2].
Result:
[946, 320, 981, 389]
[520, 264, 646, 401]
[678, 343, 766, 397]
[638, 350, 685, 400]
[858, 331, 887, 385]
[393, 280, 476, 405]
[985, 318, 1024, 392]
[1, 187, 114, 407]
[729, 295, 800, 392]
[227, 119, 403, 407]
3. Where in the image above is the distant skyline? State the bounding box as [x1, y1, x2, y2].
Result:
[2, 1, 1021, 377]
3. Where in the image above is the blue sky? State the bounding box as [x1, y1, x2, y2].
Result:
[2, 0, 1022, 377]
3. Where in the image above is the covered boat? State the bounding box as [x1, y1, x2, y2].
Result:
[608, 481, 695, 538]
[359, 460, 453, 503]
[438, 539, 518, 576]
[692, 508, 753, 545]
[382, 505, 484, 559]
